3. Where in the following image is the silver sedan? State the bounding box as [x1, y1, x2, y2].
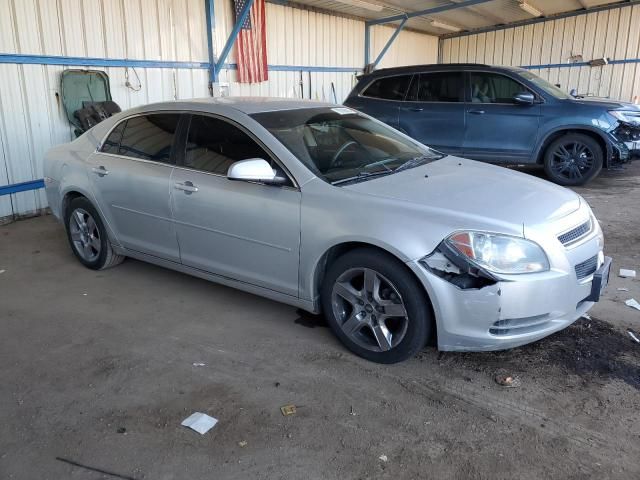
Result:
[44, 98, 611, 363]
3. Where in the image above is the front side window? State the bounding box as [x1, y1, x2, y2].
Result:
[469, 72, 530, 104]
[408, 72, 464, 102]
[100, 121, 125, 154]
[118, 114, 180, 163]
[184, 115, 273, 176]
[516, 69, 572, 99]
[252, 107, 443, 185]
[361, 75, 412, 101]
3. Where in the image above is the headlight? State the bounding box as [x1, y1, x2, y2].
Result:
[608, 110, 640, 125]
[445, 231, 549, 275]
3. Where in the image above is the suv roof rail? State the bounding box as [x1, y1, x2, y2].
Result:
[367, 63, 491, 75]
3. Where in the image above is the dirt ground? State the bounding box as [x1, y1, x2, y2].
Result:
[1, 163, 639, 480]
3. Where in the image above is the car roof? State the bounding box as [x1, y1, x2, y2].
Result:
[363, 63, 525, 77]
[130, 96, 337, 115]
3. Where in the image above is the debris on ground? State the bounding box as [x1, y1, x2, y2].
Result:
[625, 299, 640, 311]
[618, 287, 630, 292]
[628, 331, 640, 343]
[0, 269, 5, 274]
[280, 404, 296, 416]
[350, 405, 356, 416]
[192, 362, 205, 367]
[238, 440, 247, 447]
[379, 455, 388, 462]
[581, 313, 592, 320]
[116, 427, 127, 434]
[181, 412, 218, 434]
[495, 373, 521, 388]
[619, 268, 636, 278]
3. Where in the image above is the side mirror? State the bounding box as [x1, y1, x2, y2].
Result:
[513, 92, 535, 105]
[227, 158, 287, 185]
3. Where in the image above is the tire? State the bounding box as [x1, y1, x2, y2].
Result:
[543, 133, 603, 186]
[321, 248, 432, 364]
[64, 197, 124, 270]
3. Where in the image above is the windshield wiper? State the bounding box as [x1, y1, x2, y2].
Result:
[331, 169, 394, 186]
[392, 154, 434, 173]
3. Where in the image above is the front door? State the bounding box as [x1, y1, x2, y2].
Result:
[398, 71, 466, 154]
[170, 114, 301, 297]
[463, 71, 541, 163]
[88, 113, 181, 261]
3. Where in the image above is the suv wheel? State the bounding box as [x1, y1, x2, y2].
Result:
[64, 197, 124, 270]
[543, 133, 603, 186]
[321, 248, 432, 364]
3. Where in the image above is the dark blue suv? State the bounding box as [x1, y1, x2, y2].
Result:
[344, 63, 640, 186]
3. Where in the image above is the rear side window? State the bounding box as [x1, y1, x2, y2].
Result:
[118, 114, 180, 163]
[469, 72, 529, 103]
[184, 115, 272, 175]
[100, 121, 125, 154]
[361, 75, 411, 101]
[408, 72, 463, 102]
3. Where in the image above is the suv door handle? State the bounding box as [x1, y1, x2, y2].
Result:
[467, 109, 485, 115]
[405, 107, 424, 112]
[174, 181, 198, 194]
[91, 166, 109, 176]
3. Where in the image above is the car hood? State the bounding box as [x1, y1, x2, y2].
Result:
[343, 156, 581, 230]
[566, 97, 640, 111]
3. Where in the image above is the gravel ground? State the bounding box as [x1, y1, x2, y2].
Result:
[1, 162, 639, 479]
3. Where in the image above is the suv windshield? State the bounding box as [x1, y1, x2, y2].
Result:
[251, 107, 442, 185]
[517, 70, 573, 99]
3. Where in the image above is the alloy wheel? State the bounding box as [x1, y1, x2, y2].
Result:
[69, 208, 101, 262]
[331, 267, 409, 352]
[549, 141, 595, 182]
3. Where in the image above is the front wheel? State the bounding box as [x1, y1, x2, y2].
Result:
[543, 133, 603, 186]
[321, 249, 432, 364]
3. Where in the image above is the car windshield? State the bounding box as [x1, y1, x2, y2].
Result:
[517, 70, 573, 99]
[251, 107, 443, 185]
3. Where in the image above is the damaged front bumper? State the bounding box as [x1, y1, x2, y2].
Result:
[611, 121, 640, 161]
[407, 232, 609, 352]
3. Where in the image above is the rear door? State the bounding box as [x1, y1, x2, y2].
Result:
[462, 71, 541, 163]
[343, 74, 412, 129]
[88, 113, 181, 261]
[398, 71, 466, 154]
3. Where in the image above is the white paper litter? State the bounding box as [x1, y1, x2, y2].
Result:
[181, 412, 218, 434]
[617, 287, 630, 292]
[628, 331, 640, 343]
[0, 269, 5, 274]
[625, 299, 640, 311]
[379, 455, 388, 462]
[192, 362, 206, 367]
[619, 269, 636, 278]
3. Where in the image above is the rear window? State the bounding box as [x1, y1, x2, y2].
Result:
[361, 75, 412, 101]
[117, 114, 180, 164]
[407, 72, 464, 103]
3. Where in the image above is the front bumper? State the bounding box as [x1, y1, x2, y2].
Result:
[407, 234, 608, 352]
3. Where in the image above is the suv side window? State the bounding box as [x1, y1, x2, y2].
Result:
[408, 72, 464, 102]
[361, 75, 412, 101]
[118, 114, 180, 163]
[469, 72, 530, 104]
[184, 115, 290, 184]
[100, 121, 125, 154]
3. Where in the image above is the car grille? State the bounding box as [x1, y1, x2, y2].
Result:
[575, 255, 598, 280]
[490, 314, 551, 336]
[558, 220, 591, 246]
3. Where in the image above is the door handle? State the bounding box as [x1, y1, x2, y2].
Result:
[91, 166, 109, 176]
[406, 107, 424, 112]
[467, 109, 485, 115]
[174, 181, 198, 194]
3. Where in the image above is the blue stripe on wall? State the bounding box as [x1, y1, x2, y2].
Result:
[0, 179, 45, 196]
[0, 53, 361, 73]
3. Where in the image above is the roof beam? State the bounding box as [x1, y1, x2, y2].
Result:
[366, 0, 495, 26]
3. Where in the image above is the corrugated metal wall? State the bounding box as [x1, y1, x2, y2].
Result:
[440, 4, 640, 103]
[0, 0, 437, 220]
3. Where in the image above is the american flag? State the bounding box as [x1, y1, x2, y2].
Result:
[234, 0, 268, 83]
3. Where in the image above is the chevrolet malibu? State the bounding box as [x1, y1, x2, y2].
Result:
[44, 98, 611, 363]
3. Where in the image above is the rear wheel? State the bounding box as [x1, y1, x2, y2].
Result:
[321, 249, 432, 364]
[64, 197, 124, 270]
[543, 133, 603, 186]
